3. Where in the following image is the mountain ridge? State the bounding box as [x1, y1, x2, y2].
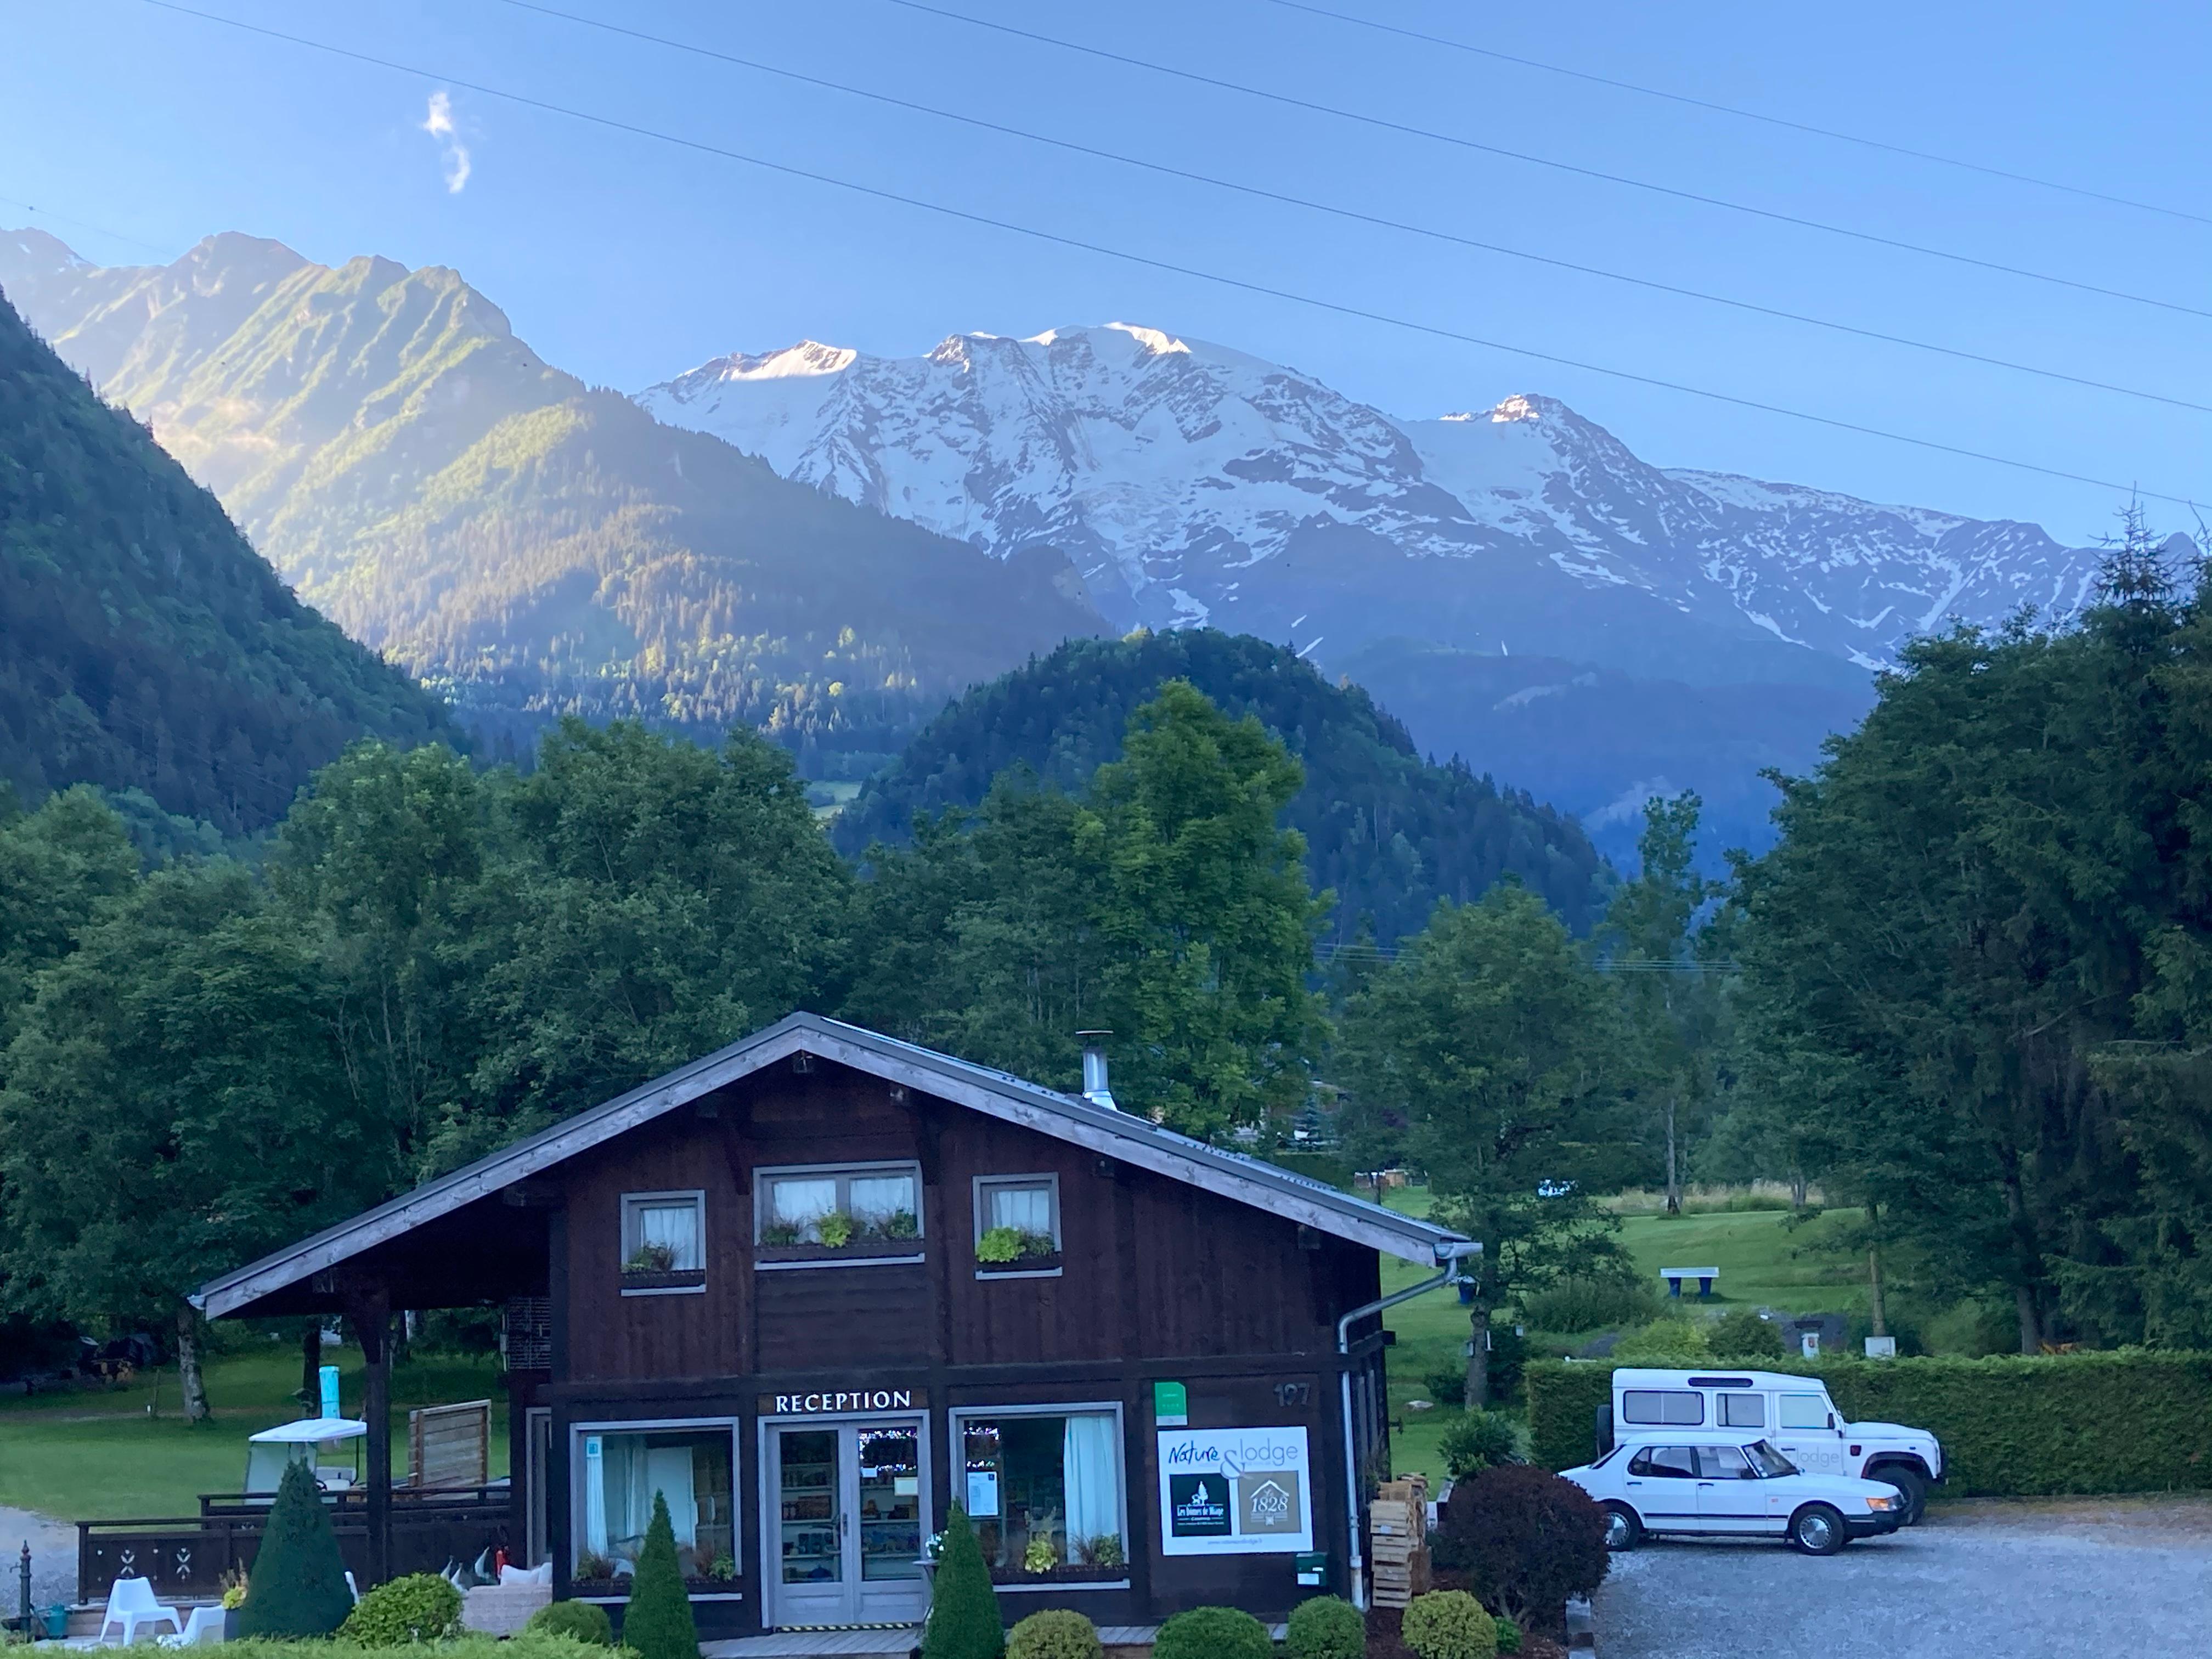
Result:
[0, 229, 1107, 772]
[639, 320, 2102, 685]
[0, 284, 455, 832]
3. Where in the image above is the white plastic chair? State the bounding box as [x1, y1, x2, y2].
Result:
[98, 1576, 183, 1643]
[156, 1605, 226, 1646]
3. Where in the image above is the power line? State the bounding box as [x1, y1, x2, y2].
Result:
[483, 0, 2212, 417]
[1263, 0, 2212, 230]
[1316, 942, 1739, 973]
[885, 0, 2212, 324]
[129, 0, 2205, 510]
[0, 193, 172, 257]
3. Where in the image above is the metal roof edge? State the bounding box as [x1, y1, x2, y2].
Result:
[198, 1013, 1464, 1315]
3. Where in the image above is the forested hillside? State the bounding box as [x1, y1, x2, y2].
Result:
[835, 630, 1610, 939]
[0, 230, 1104, 773]
[0, 290, 453, 833]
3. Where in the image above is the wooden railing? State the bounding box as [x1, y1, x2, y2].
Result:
[79, 1491, 515, 1604]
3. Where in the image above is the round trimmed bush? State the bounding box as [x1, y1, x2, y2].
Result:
[527, 1600, 617, 1646]
[1439, 1409, 1521, 1478]
[1153, 1606, 1272, 1659]
[1286, 1594, 1364, 1659]
[1006, 1607, 1102, 1659]
[338, 1572, 463, 1645]
[1401, 1590, 1498, 1659]
[1431, 1464, 1609, 1631]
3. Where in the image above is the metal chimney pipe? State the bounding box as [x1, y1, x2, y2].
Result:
[1077, 1031, 1117, 1110]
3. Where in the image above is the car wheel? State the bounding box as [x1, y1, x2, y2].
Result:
[1600, 1502, 1643, 1552]
[1789, 1504, 1847, 1555]
[1872, 1465, 1927, 1525]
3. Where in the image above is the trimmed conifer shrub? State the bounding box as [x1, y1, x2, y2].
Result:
[1153, 1606, 1272, 1659]
[921, 1504, 1003, 1659]
[526, 1600, 616, 1645]
[1286, 1594, 1365, 1659]
[618, 1493, 699, 1659]
[236, 1458, 355, 1638]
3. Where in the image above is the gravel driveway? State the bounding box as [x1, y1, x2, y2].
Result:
[0, 1504, 77, 1611]
[1595, 1496, 2212, 1658]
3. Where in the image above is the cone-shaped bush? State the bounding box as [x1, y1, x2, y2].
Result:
[922, 1503, 1004, 1659]
[237, 1457, 354, 1637]
[618, 1492, 699, 1659]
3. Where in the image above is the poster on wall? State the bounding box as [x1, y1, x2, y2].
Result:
[1156, 1426, 1314, 1555]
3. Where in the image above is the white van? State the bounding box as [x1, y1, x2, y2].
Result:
[1596, 1367, 1943, 1523]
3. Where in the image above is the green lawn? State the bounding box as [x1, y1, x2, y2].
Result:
[0, 1346, 506, 1522]
[1375, 1190, 1869, 1484]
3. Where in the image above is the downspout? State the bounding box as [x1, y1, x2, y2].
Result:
[1335, 1242, 1477, 1610]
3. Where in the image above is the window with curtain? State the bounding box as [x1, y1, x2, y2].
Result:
[621, 1192, 703, 1273]
[973, 1176, 1060, 1267]
[755, 1164, 922, 1246]
[575, 1427, 735, 1579]
[953, 1407, 1124, 1577]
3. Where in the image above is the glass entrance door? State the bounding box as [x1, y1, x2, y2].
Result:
[768, 1420, 928, 1628]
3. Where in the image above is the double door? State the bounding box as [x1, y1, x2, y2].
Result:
[768, 1420, 929, 1628]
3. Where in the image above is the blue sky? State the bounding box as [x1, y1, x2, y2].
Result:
[5, 0, 2207, 543]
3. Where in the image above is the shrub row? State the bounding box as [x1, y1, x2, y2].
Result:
[1526, 1351, 2212, 1495]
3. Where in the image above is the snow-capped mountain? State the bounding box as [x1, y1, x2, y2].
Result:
[639, 321, 2101, 684]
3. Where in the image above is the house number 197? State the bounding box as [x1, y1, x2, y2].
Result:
[1274, 1381, 1313, 1408]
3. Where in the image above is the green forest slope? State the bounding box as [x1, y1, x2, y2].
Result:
[0, 229, 1103, 772]
[836, 630, 1610, 939]
[0, 289, 453, 832]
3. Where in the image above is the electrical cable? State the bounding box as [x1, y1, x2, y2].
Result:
[0, 193, 172, 257]
[129, 0, 2205, 509]
[884, 0, 2212, 323]
[484, 0, 2212, 417]
[1263, 0, 2212, 230]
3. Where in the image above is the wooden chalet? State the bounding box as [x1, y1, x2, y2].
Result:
[194, 1013, 1467, 1639]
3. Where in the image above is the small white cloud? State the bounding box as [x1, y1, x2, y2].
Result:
[420, 91, 472, 194]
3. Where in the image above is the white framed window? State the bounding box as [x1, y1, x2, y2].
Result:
[1779, 1392, 1831, 1429]
[754, 1161, 923, 1246]
[1718, 1391, 1765, 1429]
[973, 1175, 1060, 1274]
[621, 1190, 704, 1284]
[572, 1419, 740, 1588]
[949, 1402, 1127, 1586]
[1621, 1389, 1704, 1426]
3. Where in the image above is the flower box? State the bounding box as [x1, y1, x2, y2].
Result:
[618, 1268, 706, 1293]
[975, 1252, 1063, 1277]
[988, 1562, 1126, 1585]
[754, 1240, 923, 1266]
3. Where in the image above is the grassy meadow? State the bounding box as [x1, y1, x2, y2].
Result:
[0, 1344, 506, 1521]
[1376, 1188, 1870, 1484]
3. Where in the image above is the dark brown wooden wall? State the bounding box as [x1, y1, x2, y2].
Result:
[558, 1059, 1385, 1385]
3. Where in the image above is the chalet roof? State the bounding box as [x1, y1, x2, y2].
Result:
[195, 1013, 1464, 1318]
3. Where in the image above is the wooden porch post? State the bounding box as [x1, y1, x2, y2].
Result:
[343, 1283, 394, 1587]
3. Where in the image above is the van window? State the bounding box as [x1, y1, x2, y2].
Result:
[1779, 1392, 1830, 1429]
[1718, 1392, 1764, 1428]
[1621, 1390, 1704, 1426]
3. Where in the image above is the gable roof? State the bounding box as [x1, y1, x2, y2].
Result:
[196, 1012, 1463, 1318]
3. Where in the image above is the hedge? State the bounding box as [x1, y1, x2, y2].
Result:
[1525, 1351, 2212, 1496]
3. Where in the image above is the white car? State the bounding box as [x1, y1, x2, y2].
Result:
[1562, 1436, 1906, 1555]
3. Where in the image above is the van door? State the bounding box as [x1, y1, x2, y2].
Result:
[1773, 1391, 1844, 1474]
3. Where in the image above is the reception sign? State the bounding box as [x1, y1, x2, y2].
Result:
[1156, 1425, 1313, 1555]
